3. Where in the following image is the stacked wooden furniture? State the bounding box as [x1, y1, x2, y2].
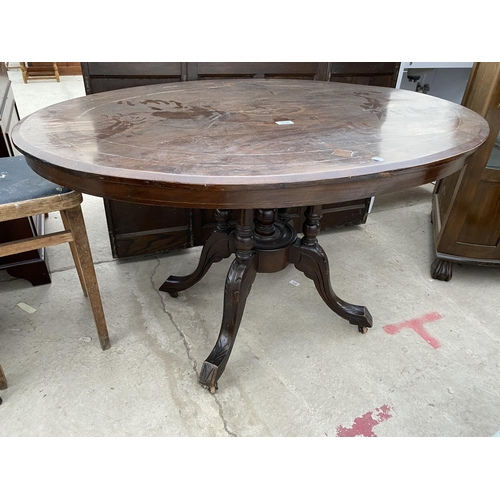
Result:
[81, 62, 401, 259]
[0, 63, 19, 158]
[20, 62, 60, 83]
[0, 62, 51, 285]
[431, 62, 500, 280]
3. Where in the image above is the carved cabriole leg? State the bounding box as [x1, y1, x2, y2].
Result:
[290, 205, 373, 332]
[199, 209, 258, 393]
[159, 209, 234, 297]
[431, 258, 453, 281]
[0, 364, 7, 390]
[0, 363, 5, 404]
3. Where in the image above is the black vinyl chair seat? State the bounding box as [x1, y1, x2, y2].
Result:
[0, 156, 71, 205]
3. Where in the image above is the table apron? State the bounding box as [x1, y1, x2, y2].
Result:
[25, 156, 467, 209]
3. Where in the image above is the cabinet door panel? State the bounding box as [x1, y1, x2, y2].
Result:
[85, 62, 183, 76]
[104, 199, 191, 258]
[457, 180, 500, 250]
[81, 62, 184, 95]
[190, 62, 327, 81]
[330, 62, 401, 75]
[329, 74, 396, 87]
[328, 62, 400, 88]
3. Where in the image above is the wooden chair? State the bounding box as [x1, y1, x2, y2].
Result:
[20, 62, 60, 83]
[0, 156, 111, 398]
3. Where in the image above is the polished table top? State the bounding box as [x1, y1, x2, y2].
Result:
[12, 79, 489, 209]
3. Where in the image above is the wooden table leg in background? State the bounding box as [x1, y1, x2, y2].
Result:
[290, 206, 373, 333]
[160, 209, 234, 297]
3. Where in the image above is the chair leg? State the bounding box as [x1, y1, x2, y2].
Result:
[62, 205, 111, 351]
[0, 364, 7, 391]
[60, 210, 88, 297]
[53, 63, 60, 82]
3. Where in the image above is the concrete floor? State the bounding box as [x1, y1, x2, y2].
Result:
[2, 68, 500, 437]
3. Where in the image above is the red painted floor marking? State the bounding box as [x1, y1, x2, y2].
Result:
[336, 404, 392, 437]
[383, 312, 443, 349]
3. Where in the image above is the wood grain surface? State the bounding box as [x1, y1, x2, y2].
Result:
[12, 79, 489, 209]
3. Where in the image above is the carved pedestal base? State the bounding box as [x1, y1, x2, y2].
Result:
[160, 207, 373, 392]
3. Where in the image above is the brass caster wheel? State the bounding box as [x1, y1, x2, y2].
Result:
[209, 384, 218, 394]
[358, 326, 369, 334]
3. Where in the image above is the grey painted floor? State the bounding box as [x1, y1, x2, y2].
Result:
[2, 68, 500, 440]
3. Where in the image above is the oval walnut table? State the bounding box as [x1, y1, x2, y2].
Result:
[12, 79, 489, 393]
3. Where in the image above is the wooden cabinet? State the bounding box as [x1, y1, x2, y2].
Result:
[328, 62, 401, 87]
[0, 63, 51, 285]
[81, 62, 400, 258]
[431, 62, 500, 280]
[23, 62, 82, 78]
[185, 62, 329, 81]
[82, 62, 184, 94]
[0, 64, 18, 157]
[20, 63, 60, 83]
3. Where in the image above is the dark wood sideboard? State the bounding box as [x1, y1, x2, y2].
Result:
[81, 62, 401, 259]
[0, 62, 50, 285]
[431, 62, 500, 280]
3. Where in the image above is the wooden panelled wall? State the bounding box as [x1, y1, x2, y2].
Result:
[81, 62, 401, 258]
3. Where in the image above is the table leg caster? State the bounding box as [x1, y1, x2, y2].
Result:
[168, 291, 179, 298]
[358, 326, 369, 334]
[199, 361, 221, 394]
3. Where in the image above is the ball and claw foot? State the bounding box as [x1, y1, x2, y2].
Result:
[358, 325, 369, 334]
